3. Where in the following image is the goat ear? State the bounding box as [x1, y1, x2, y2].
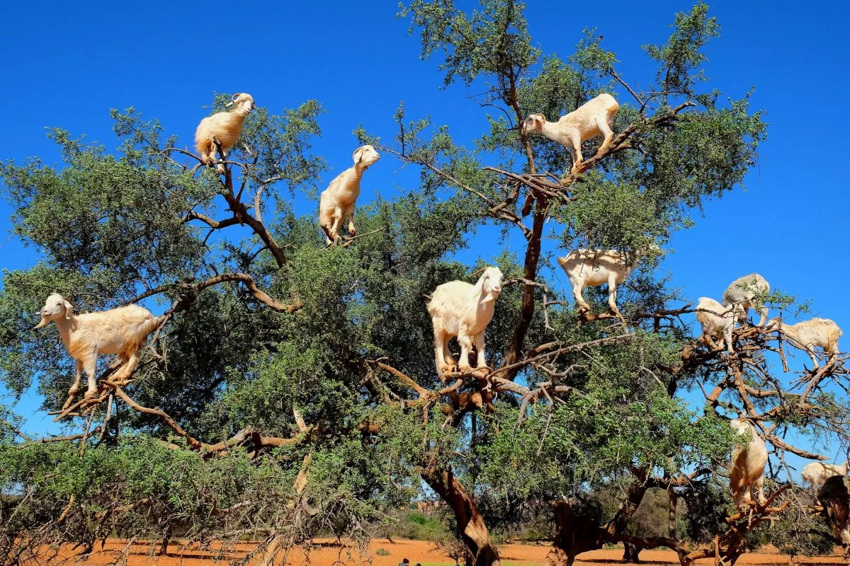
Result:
[352, 146, 364, 164]
[63, 300, 73, 319]
[472, 273, 487, 295]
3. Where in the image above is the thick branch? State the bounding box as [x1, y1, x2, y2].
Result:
[198, 273, 302, 313]
[765, 434, 826, 460]
[111, 386, 306, 455]
[374, 362, 431, 398]
[223, 193, 289, 268]
[501, 193, 546, 375]
[185, 211, 241, 230]
[129, 272, 302, 314]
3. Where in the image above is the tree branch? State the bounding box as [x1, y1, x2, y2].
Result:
[128, 272, 302, 314]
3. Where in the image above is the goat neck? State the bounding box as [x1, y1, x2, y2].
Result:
[53, 315, 77, 349]
[539, 119, 562, 144]
[353, 160, 373, 176]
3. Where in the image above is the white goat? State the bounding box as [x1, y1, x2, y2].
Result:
[522, 93, 619, 175]
[556, 247, 653, 315]
[427, 267, 503, 377]
[729, 418, 768, 510]
[722, 273, 770, 326]
[695, 297, 736, 353]
[194, 93, 256, 172]
[803, 460, 850, 494]
[34, 293, 162, 398]
[318, 145, 380, 245]
[767, 317, 842, 369]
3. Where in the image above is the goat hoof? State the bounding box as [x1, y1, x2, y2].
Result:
[84, 390, 97, 400]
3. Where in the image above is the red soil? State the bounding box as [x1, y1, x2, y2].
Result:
[22, 539, 848, 566]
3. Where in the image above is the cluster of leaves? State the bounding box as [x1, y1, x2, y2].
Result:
[761, 493, 837, 558]
[0, 436, 293, 559]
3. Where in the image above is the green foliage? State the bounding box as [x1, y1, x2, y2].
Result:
[2, 1, 829, 562]
[0, 436, 302, 557]
[399, 0, 540, 91]
[680, 479, 733, 543]
[763, 497, 837, 558]
[1, 127, 209, 288]
[643, 3, 720, 100]
[395, 511, 453, 541]
[622, 488, 671, 539]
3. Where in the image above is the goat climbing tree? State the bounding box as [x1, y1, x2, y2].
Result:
[0, 3, 848, 566]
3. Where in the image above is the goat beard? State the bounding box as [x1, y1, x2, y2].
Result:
[33, 318, 48, 329]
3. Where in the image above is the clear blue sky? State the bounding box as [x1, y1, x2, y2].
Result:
[1, 1, 848, 469]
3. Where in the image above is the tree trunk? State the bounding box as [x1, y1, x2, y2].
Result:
[502, 197, 547, 375]
[667, 486, 686, 564]
[607, 469, 650, 564]
[606, 468, 649, 537]
[158, 523, 172, 556]
[622, 543, 641, 563]
[544, 501, 604, 566]
[423, 468, 501, 566]
[546, 470, 652, 566]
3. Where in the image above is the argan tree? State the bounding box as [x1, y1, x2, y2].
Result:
[1, 2, 847, 566]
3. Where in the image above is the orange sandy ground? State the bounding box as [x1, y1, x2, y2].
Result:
[22, 539, 849, 566]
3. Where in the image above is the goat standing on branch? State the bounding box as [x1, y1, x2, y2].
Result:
[729, 417, 768, 510]
[522, 93, 619, 175]
[427, 267, 503, 377]
[557, 247, 656, 317]
[695, 297, 736, 353]
[319, 145, 380, 245]
[194, 92, 256, 173]
[722, 273, 770, 326]
[34, 294, 162, 399]
[767, 317, 842, 370]
[803, 460, 850, 495]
